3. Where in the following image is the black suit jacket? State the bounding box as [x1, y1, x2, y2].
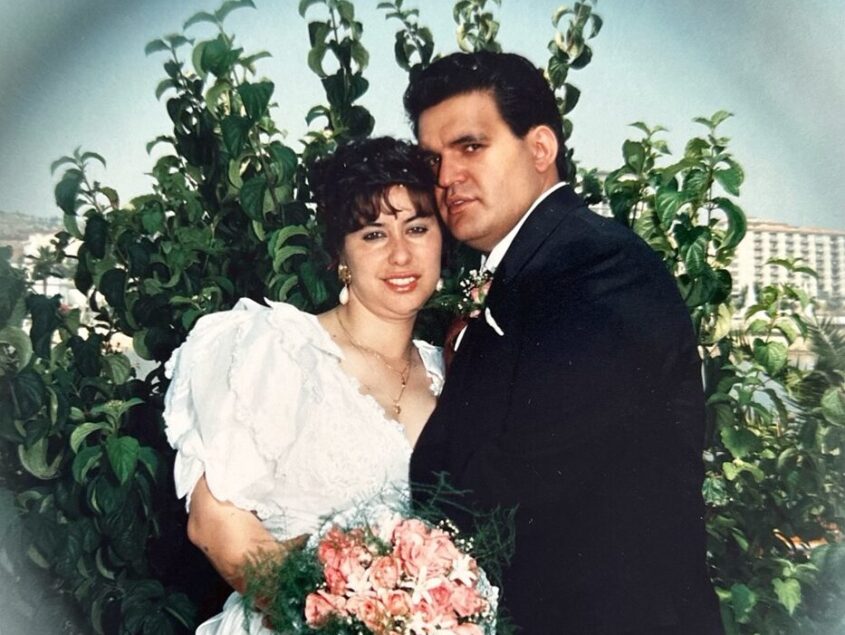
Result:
[411, 186, 723, 634]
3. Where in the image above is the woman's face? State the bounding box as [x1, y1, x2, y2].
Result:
[341, 185, 442, 320]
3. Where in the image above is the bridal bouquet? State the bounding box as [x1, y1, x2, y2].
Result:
[243, 501, 508, 635]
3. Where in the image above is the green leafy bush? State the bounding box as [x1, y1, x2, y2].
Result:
[1, 1, 842, 633]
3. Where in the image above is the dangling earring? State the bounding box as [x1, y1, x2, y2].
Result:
[435, 277, 444, 292]
[338, 263, 352, 305]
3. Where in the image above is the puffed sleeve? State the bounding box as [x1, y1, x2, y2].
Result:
[163, 298, 305, 517]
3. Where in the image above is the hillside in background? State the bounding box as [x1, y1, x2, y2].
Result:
[0, 210, 61, 262]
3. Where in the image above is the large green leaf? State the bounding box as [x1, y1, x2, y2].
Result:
[106, 435, 140, 485]
[70, 422, 110, 453]
[201, 35, 242, 77]
[562, 83, 581, 115]
[336, 0, 355, 23]
[655, 185, 684, 228]
[102, 353, 132, 384]
[273, 245, 309, 273]
[547, 54, 569, 87]
[299, 260, 329, 307]
[26, 295, 63, 360]
[216, 0, 256, 22]
[714, 161, 744, 196]
[239, 176, 267, 221]
[821, 387, 845, 426]
[682, 232, 709, 277]
[682, 167, 710, 197]
[18, 437, 62, 480]
[100, 268, 128, 310]
[753, 339, 788, 375]
[729, 583, 757, 623]
[132, 329, 152, 360]
[772, 578, 801, 615]
[11, 367, 46, 419]
[221, 115, 252, 156]
[83, 212, 109, 258]
[145, 38, 170, 55]
[299, 0, 324, 17]
[72, 445, 103, 484]
[307, 41, 329, 77]
[89, 474, 127, 516]
[54, 170, 83, 215]
[238, 81, 274, 120]
[712, 197, 746, 250]
[701, 474, 728, 507]
[720, 425, 761, 460]
[68, 333, 102, 377]
[267, 142, 298, 182]
[622, 139, 646, 173]
[138, 446, 160, 480]
[343, 104, 375, 138]
[184, 11, 218, 30]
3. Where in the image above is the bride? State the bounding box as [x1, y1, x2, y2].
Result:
[163, 137, 444, 633]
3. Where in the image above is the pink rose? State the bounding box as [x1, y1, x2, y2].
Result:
[383, 590, 411, 616]
[370, 556, 401, 589]
[411, 599, 436, 623]
[409, 597, 458, 628]
[454, 623, 484, 635]
[450, 584, 486, 618]
[393, 519, 430, 576]
[428, 581, 455, 614]
[348, 596, 386, 632]
[421, 532, 462, 577]
[323, 565, 347, 595]
[304, 591, 338, 627]
[317, 526, 350, 568]
[337, 545, 369, 578]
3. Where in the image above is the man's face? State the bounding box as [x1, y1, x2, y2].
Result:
[418, 90, 546, 252]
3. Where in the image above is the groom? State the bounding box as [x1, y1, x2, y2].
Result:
[406, 52, 724, 634]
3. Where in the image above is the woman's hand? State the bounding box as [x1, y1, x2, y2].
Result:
[187, 475, 307, 594]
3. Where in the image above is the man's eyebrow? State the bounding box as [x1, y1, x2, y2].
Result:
[447, 133, 487, 147]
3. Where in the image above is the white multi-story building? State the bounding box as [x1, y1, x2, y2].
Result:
[730, 219, 845, 311]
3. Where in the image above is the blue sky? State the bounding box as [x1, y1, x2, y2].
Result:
[1, 0, 843, 229]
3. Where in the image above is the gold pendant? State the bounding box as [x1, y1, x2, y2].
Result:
[394, 404, 401, 416]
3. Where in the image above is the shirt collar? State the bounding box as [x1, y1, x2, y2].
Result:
[482, 181, 567, 274]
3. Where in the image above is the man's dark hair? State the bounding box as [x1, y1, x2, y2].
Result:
[308, 136, 438, 261]
[404, 51, 567, 180]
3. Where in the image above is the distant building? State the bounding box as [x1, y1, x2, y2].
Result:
[730, 219, 845, 313]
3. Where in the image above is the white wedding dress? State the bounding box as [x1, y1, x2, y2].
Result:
[163, 298, 443, 634]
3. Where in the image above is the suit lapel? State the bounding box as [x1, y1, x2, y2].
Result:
[495, 184, 583, 287]
[483, 185, 584, 330]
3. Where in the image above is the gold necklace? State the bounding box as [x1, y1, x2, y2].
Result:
[335, 311, 413, 417]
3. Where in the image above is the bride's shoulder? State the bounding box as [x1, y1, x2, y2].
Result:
[183, 298, 338, 354]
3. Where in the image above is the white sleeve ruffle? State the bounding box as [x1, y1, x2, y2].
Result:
[163, 298, 312, 516]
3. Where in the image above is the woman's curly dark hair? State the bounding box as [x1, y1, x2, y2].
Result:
[308, 137, 438, 261]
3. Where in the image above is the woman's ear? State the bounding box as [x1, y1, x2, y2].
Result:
[528, 125, 559, 175]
